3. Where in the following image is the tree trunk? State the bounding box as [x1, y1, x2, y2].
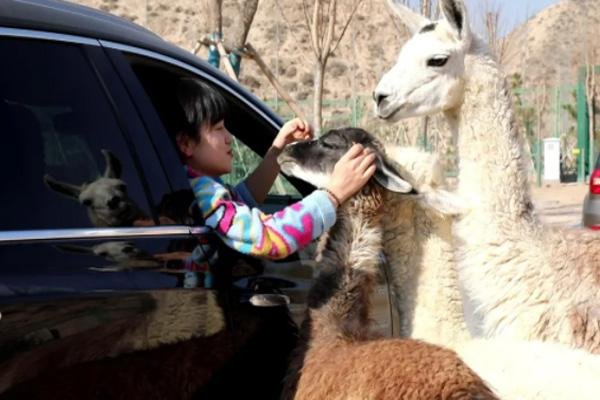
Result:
[205, 0, 222, 35]
[226, 0, 260, 49]
[420, 0, 432, 19]
[313, 61, 326, 136]
[418, 1, 432, 145]
[588, 65, 596, 173]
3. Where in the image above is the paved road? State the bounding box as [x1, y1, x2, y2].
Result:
[530, 183, 587, 228]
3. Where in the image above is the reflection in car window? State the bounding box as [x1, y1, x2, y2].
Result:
[0, 37, 151, 230]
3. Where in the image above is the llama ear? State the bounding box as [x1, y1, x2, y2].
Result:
[374, 156, 414, 194]
[440, 0, 471, 42]
[102, 149, 122, 179]
[386, 0, 431, 34]
[43, 174, 82, 200]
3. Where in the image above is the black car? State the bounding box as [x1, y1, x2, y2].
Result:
[0, 1, 398, 398]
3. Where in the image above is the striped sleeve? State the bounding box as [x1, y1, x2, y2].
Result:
[190, 176, 336, 260]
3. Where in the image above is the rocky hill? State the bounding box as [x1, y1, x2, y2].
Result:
[74, 0, 409, 126]
[72, 0, 600, 149]
[503, 0, 600, 87]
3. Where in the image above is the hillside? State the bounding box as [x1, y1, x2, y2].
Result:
[503, 0, 600, 87]
[71, 0, 600, 157]
[74, 0, 408, 118]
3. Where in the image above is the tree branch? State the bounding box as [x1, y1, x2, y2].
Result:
[309, 0, 322, 59]
[274, 0, 303, 45]
[321, 0, 336, 60]
[330, 0, 363, 56]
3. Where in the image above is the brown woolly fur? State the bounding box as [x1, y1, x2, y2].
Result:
[283, 183, 497, 400]
[293, 338, 496, 400]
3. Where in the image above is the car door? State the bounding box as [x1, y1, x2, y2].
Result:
[103, 44, 400, 338]
[101, 45, 314, 397]
[0, 33, 238, 399]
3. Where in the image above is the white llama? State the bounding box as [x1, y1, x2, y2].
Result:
[279, 128, 600, 399]
[374, 0, 600, 354]
[385, 146, 600, 400]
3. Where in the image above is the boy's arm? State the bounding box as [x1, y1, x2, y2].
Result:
[243, 118, 312, 204]
[241, 146, 281, 204]
[191, 176, 336, 260]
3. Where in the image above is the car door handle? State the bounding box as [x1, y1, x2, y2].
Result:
[249, 293, 291, 307]
[0, 225, 210, 245]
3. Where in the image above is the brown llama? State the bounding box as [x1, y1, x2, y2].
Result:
[278, 127, 498, 400]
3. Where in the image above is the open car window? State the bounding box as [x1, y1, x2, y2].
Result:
[122, 54, 300, 200]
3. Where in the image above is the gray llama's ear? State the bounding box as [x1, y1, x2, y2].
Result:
[43, 174, 82, 199]
[374, 156, 414, 194]
[102, 149, 122, 179]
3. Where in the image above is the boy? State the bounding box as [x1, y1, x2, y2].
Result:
[170, 78, 376, 284]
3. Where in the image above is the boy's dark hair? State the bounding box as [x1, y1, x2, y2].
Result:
[176, 77, 229, 141]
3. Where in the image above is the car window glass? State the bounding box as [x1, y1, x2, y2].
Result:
[0, 38, 152, 230]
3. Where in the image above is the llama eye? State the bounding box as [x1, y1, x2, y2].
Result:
[82, 199, 92, 207]
[427, 56, 449, 67]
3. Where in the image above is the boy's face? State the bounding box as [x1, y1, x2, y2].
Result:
[178, 120, 233, 176]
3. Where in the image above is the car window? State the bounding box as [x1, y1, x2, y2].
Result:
[122, 54, 300, 201]
[221, 137, 300, 196]
[0, 37, 152, 230]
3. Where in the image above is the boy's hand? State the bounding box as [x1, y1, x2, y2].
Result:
[272, 118, 312, 150]
[327, 144, 377, 205]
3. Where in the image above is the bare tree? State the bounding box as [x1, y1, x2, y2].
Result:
[418, 0, 435, 148]
[225, 0, 260, 73]
[535, 81, 549, 185]
[301, 0, 364, 134]
[583, 20, 599, 174]
[205, 0, 223, 36]
[479, 0, 509, 63]
[201, 0, 259, 77]
[585, 55, 597, 173]
[420, 0, 435, 19]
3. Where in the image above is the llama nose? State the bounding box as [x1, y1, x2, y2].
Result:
[108, 196, 121, 210]
[373, 91, 388, 106]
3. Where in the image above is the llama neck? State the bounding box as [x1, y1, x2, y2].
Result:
[452, 53, 533, 222]
[304, 185, 384, 342]
[382, 193, 471, 346]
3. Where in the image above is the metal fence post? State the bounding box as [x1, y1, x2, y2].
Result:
[577, 67, 589, 182]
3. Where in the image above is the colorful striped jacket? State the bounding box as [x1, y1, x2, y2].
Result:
[188, 169, 336, 260]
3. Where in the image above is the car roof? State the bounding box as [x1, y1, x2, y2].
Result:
[0, 0, 281, 123]
[0, 0, 169, 52]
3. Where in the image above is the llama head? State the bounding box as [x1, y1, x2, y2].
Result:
[374, 0, 474, 121]
[44, 149, 144, 227]
[277, 127, 413, 194]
